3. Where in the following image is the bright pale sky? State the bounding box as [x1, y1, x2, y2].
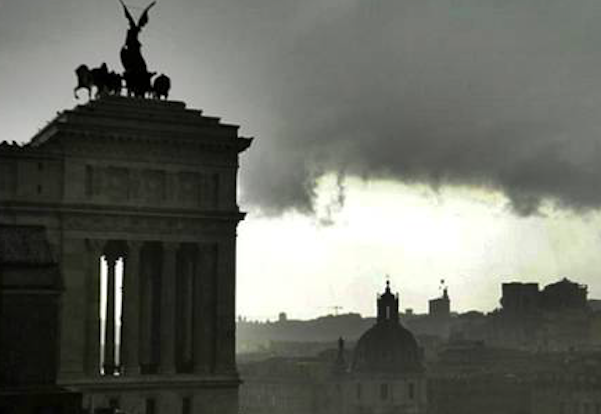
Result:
[238, 177, 601, 320]
[2, 0, 601, 321]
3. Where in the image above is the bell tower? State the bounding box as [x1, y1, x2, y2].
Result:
[377, 280, 400, 323]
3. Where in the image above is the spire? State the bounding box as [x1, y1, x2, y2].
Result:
[377, 279, 399, 323]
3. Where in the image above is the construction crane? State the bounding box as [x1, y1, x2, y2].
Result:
[329, 305, 343, 316]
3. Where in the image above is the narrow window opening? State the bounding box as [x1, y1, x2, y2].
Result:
[380, 383, 389, 400]
[182, 397, 192, 414]
[145, 398, 156, 414]
[109, 397, 120, 410]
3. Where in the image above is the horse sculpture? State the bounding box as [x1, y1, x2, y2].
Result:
[74, 63, 122, 99]
[152, 74, 171, 100]
[124, 70, 156, 98]
[73, 2, 173, 101]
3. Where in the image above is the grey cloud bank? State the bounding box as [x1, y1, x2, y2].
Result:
[238, 0, 601, 216]
[2, 0, 601, 217]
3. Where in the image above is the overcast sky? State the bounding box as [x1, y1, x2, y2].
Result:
[2, 0, 601, 319]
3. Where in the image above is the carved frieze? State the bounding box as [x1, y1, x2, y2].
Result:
[142, 170, 166, 203]
[62, 213, 233, 237]
[84, 164, 219, 208]
[199, 173, 219, 209]
[63, 134, 235, 166]
[104, 166, 130, 201]
[178, 171, 200, 206]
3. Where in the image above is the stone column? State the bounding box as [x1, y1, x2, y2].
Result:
[181, 251, 195, 368]
[159, 242, 178, 374]
[85, 239, 104, 377]
[138, 245, 154, 370]
[193, 243, 216, 374]
[214, 237, 237, 374]
[58, 237, 88, 379]
[122, 240, 142, 375]
[104, 251, 118, 375]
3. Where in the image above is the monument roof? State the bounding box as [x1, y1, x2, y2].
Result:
[27, 96, 252, 154]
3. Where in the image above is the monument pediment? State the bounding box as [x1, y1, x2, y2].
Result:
[28, 96, 252, 157]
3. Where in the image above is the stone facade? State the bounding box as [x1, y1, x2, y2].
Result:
[0, 96, 252, 414]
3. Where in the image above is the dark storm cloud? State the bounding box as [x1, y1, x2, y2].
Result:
[236, 0, 601, 216]
[2, 0, 601, 217]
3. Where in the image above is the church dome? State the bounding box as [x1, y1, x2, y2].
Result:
[351, 282, 423, 374]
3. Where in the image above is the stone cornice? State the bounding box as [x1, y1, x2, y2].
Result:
[56, 128, 253, 155]
[29, 96, 253, 155]
[0, 141, 62, 158]
[0, 200, 246, 222]
[60, 375, 242, 391]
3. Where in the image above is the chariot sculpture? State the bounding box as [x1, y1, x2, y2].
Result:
[74, 1, 171, 100]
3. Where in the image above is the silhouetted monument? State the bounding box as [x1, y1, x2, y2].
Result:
[74, 1, 171, 100]
[0, 96, 252, 413]
[119, 0, 157, 97]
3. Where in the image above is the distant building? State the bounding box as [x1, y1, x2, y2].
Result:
[239, 356, 329, 414]
[239, 282, 428, 414]
[330, 282, 428, 414]
[450, 278, 598, 352]
[501, 278, 588, 315]
[429, 288, 451, 319]
[429, 340, 601, 414]
[540, 278, 588, 311]
[501, 282, 541, 314]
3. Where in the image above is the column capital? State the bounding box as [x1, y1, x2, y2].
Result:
[104, 241, 123, 264]
[86, 239, 105, 254]
[162, 241, 180, 253]
[123, 241, 142, 376]
[104, 254, 119, 266]
[127, 240, 144, 251]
